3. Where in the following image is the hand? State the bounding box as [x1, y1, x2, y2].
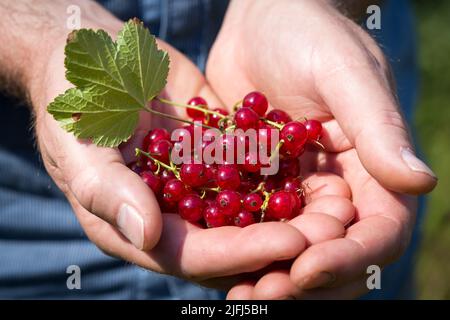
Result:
[29, 24, 316, 289]
[206, 0, 437, 298]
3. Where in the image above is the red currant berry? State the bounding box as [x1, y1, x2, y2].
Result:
[266, 109, 292, 124]
[187, 97, 208, 120]
[242, 152, 261, 173]
[203, 204, 229, 228]
[149, 128, 170, 145]
[266, 191, 301, 220]
[257, 124, 273, 153]
[305, 119, 323, 142]
[217, 133, 237, 163]
[216, 165, 241, 190]
[243, 193, 263, 212]
[280, 121, 307, 156]
[234, 210, 256, 228]
[242, 91, 269, 117]
[141, 171, 162, 194]
[282, 177, 302, 194]
[216, 190, 242, 216]
[159, 196, 178, 213]
[238, 178, 258, 194]
[163, 179, 187, 202]
[180, 163, 208, 187]
[148, 139, 172, 164]
[234, 107, 260, 131]
[277, 158, 300, 178]
[178, 194, 205, 223]
[207, 108, 229, 128]
[160, 169, 176, 185]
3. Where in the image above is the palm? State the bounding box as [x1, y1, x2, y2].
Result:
[206, 0, 423, 298]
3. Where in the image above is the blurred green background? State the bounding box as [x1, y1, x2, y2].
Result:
[413, 0, 450, 299]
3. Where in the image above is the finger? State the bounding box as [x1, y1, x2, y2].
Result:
[252, 270, 297, 300]
[227, 280, 257, 300]
[252, 270, 368, 300]
[150, 216, 307, 279]
[290, 196, 414, 290]
[301, 195, 355, 225]
[289, 213, 345, 246]
[72, 208, 307, 281]
[316, 39, 437, 194]
[302, 172, 352, 203]
[52, 121, 163, 251]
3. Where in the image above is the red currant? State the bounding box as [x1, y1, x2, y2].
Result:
[257, 124, 273, 153]
[242, 91, 268, 117]
[305, 119, 323, 142]
[203, 204, 229, 228]
[141, 171, 162, 194]
[280, 121, 307, 156]
[277, 158, 300, 178]
[234, 210, 256, 228]
[242, 152, 261, 173]
[187, 97, 208, 120]
[180, 163, 208, 187]
[243, 193, 263, 212]
[266, 109, 292, 124]
[163, 179, 187, 202]
[234, 107, 260, 131]
[216, 164, 241, 190]
[206, 108, 229, 128]
[266, 191, 300, 220]
[178, 194, 205, 223]
[216, 190, 242, 216]
[160, 169, 176, 186]
[282, 177, 302, 194]
[148, 139, 172, 164]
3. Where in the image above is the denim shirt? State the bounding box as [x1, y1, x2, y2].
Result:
[0, 0, 420, 299]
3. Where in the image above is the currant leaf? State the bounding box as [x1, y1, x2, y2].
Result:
[47, 18, 170, 148]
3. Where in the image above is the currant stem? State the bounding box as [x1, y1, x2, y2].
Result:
[200, 186, 221, 193]
[157, 97, 228, 119]
[260, 190, 272, 222]
[233, 99, 243, 112]
[311, 139, 325, 150]
[269, 139, 284, 164]
[135, 148, 180, 179]
[250, 182, 265, 194]
[144, 106, 216, 130]
[261, 118, 284, 129]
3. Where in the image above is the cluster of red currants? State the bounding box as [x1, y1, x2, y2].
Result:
[128, 91, 323, 228]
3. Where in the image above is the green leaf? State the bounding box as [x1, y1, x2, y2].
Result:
[47, 19, 170, 147]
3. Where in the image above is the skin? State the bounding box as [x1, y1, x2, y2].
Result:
[0, 1, 354, 291]
[206, 0, 437, 299]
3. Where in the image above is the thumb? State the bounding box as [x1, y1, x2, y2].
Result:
[317, 55, 437, 194]
[59, 134, 163, 251]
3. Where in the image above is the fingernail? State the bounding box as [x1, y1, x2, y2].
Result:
[297, 272, 335, 289]
[117, 204, 144, 250]
[401, 147, 437, 179]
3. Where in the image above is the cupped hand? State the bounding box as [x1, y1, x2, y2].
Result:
[29, 23, 355, 289]
[206, 0, 437, 298]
